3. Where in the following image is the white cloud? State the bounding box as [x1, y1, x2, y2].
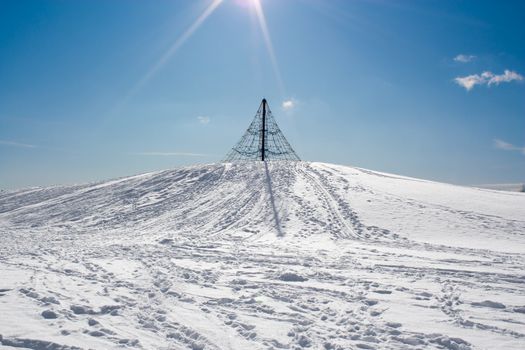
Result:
[197, 116, 210, 125]
[282, 99, 296, 111]
[454, 70, 523, 91]
[0, 140, 36, 148]
[132, 152, 208, 157]
[454, 54, 476, 63]
[493, 139, 525, 156]
[487, 70, 524, 86]
[454, 74, 484, 91]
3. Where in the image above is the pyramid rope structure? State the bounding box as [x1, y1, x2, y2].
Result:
[224, 99, 300, 162]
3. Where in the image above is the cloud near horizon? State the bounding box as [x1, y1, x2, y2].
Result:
[493, 139, 525, 156]
[454, 70, 523, 91]
[0, 139, 37, 148]
[454, 54, 476, 63]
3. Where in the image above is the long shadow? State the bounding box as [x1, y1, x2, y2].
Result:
[264, 162, 284, 237]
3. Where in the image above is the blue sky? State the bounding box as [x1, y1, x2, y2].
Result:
[1, 0, 524, 189]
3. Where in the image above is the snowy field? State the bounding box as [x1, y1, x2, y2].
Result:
[1, 161, 524, 350]
[474, 183, 525, 193]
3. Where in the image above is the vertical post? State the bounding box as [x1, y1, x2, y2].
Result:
[261, 98, 266, 161]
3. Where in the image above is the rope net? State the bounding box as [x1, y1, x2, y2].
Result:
[223, 99, 300, 162]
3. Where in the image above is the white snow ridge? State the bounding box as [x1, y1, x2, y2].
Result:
[1, 161, 525, 350]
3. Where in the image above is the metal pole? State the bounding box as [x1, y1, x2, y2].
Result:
[261, 98, 266, 161]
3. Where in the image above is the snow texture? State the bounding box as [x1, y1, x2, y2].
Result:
[0, 161, 524, 349]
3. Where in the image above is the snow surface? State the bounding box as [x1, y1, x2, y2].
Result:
[1, 161, 524, 350]
[474, 183, 525, 193]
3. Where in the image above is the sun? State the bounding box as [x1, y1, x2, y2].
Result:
[234, 0, 259, 9]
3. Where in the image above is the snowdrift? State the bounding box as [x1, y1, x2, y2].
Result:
[1, 161, 524, 349]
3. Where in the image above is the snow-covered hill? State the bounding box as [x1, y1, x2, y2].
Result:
[1, 162, 524, 349]
[475, 183, 525, 193]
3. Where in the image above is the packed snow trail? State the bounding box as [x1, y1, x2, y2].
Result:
[1, 161, 524, 350]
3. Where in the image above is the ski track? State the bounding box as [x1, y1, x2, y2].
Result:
[1, 161, 525, 350]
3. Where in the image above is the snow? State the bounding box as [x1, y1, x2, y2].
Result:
[475, 183, 525, 193]
[1, 161, 524, 349]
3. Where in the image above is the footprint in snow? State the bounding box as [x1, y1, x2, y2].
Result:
[363, 299, 378, 306]
[386, 322, 402, 328]
[41, 310, 58, 319]
[471, 300, 506, 309]
[279, 272, 308, 282]
[70, 305, 94, 315]
[88, 318, 99, 326]
[89, 330, 105, 337]
[513, 307, 525, 313]
[372, 290, 392, 295]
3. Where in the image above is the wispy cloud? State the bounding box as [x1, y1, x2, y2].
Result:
[493, 139, 525, 155]
[0, 140, 37, 148]
[282, 98, 297, 111]
[454, 54, 476, 63]
[454, 70, 523, 91]
[132, 152, 209, 157]
[454, 74, 485, 91]
[487, 70, 523, 86]
[197, 116, 210, 125]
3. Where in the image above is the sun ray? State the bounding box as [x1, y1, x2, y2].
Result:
[252, 0, 286, 97]
[111, 0, 223, 116]
[136, 0, 223, 91]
